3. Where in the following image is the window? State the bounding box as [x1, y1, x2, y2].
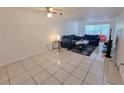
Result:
[85, 24, 110, 39]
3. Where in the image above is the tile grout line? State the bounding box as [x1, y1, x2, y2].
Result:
[5, 66, 11, 85]
[42, 56, 79, 84]
[1, 62, 28, 84]
[81, 53, 98, 85]
[50, 59, 80, 84]
[42, 69, 62, 84]
[8, 66, 36, 81]
[31, 56, 61, 83]
[41, 73, 62, 85]
[47, 61, 75, 84]
[5, 63, 29, 82]
[20, 61, 38, 85]
[31, 57, 63, 84]
[61, 65, 80, 84]
[23, 63, 54, 85]
[102, 58, 106, 85]
[61, 55, 97, 85]
[65, 57, 92, 85]
[41, 67, 63, 84]
[62, 60, 84, 84]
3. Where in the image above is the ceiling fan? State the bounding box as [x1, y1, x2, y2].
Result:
[35, 7, 63, 17]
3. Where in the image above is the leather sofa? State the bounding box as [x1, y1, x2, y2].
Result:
[61, 35, 83, 49]
[83, 34, 100, 46]
[61, 34, 100, 49]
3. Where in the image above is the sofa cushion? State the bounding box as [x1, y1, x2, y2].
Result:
[61, 34, 86, 49]
[84, 34, 99, 40]
[73, 35, 83, 40]
[72, 40, 77, 44]
[62, 34, 75, 40]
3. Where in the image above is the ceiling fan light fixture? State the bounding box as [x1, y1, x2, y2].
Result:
[49, 8, 53, 12]
[47, 13, 53, 17]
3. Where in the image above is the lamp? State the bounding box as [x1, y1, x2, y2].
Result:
[57, 35, 61, 41]
[47, 13, 53, 17]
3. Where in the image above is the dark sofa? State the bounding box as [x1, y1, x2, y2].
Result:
[61, 34, 100, 49]
[61, 35, 82, 49]
[84, 34, 100, 46]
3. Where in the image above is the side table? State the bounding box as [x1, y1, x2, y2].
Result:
[52, 40, 61, 52]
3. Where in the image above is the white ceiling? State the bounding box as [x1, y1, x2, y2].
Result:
[59, 7, 124, 21]
[24, 7, 124, 21]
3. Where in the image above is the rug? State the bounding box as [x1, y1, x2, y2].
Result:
[69, 45, 97, 56]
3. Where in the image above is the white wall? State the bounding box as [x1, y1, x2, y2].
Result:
[59, 21, 79, 35]
[115, 10, 124, 82]
[0, 8, 79, 67]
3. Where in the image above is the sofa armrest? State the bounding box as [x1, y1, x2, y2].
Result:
[61, 38, 75, 49]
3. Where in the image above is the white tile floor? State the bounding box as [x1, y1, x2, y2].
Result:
[0, 45, 123, 85]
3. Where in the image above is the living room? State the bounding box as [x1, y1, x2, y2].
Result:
[0, 7, 124, 85]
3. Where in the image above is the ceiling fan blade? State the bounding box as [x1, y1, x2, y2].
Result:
[53, 11, 63, 15]
[34, 10, 47, 13]
[53, 8, 64, 12]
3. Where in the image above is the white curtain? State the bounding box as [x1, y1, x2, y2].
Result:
[85, 24, 110, 39]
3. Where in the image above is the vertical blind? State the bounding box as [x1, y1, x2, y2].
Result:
[85, 24, 110, 39]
